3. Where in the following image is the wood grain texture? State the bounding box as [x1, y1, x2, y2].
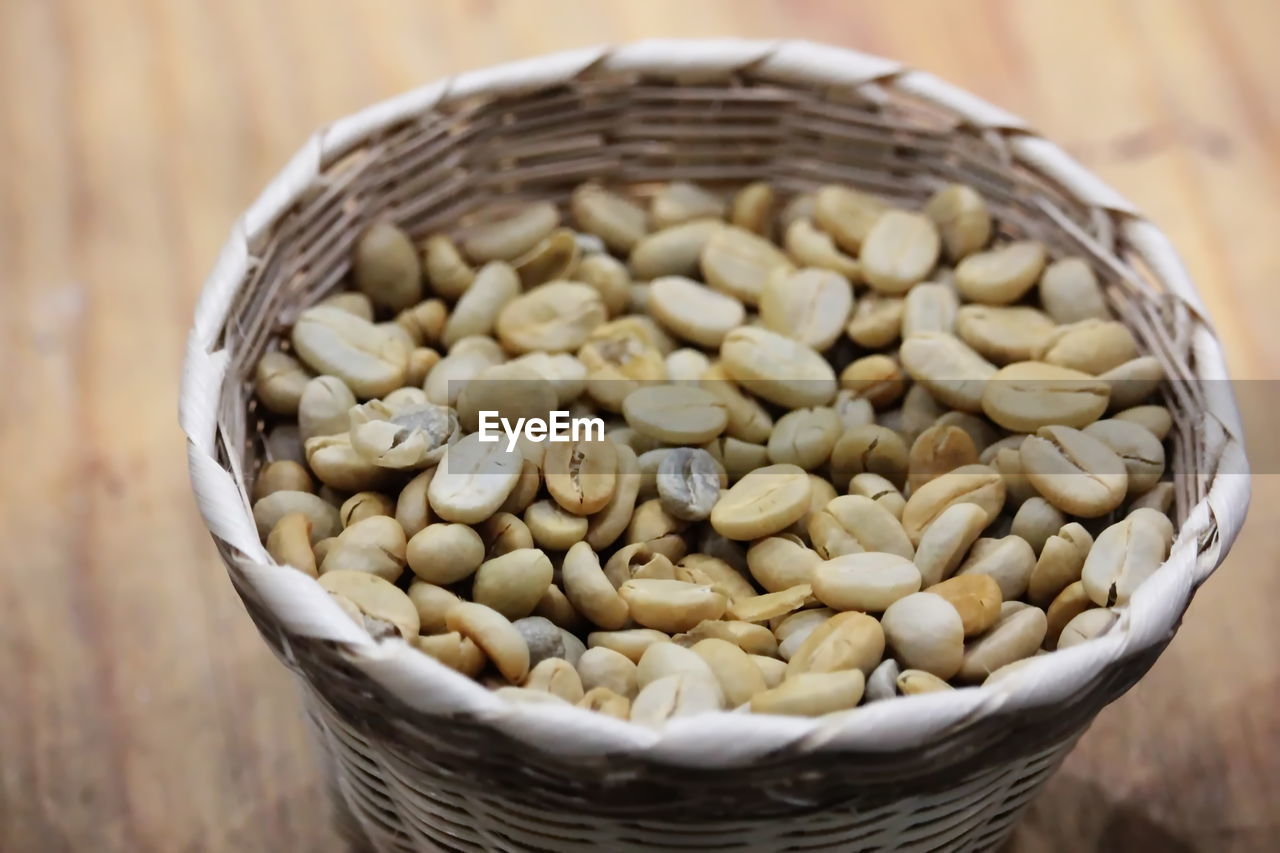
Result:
[0, 1, 1275, 850]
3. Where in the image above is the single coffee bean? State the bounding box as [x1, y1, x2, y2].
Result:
[1035, 319, 1138, 375]
[783, 219, 861, 280]
[1039, 257, 1110, 324]
[785, 611, 884, 681]
[353, 220, 422, 312]
[574, 254, 631, 318]
[720, 327, 837, 409]
[656, 448, 722, 522]
[441, 260, 521, 348]
[496, 281, 606, 354]
[522, 499, 589, 551]
[1112, 405, 1173, 441]
[512, 228, 580, 288]
[899, 332, 996, 414]
[470, 548, 555, 621]
[320, 570, 420, 640]
[897, 669, 955, 695]
[759, 268, 853, 350]
[255, 351, 312, 416]
[859, 211, 940, 294]
[814, 550, 916, 612]
[424, 335, 506, 407]
[956, 305, 1056, 365]
[586, 628, 670, 663]
[925, 573, 1002, 637]
[572, 183, 649, 252]
[619, 578, 728, 634]
[395, 298, 447, 347]
[406, 523, 485, 585]
[730, 181, 775, 235]
[813, 185, 887, 253]
[1044, 581, 1093, 649]
[648, 275, 746, 348]
[845, 293, 904, 349]
[907, 424, 979, 492]
[1099, 356, 1164, 411]
[321, 291, 375, 322]
[253, 460, 315, 502]
[956, 604, 1047, 683]
[767, 407, 841, 471]
[666, 348, 712, 384]
[1020, 425, 1128, 517]
[445, 602, 531, 682]
[810, 495, 915, 560]
[1081, 508, 1175, 606]
[726, 584, 812, 624]
[676, 619, 778, 657]
[829, 424, 909, 490]
[421, 234, 475, 301]
[576, 646, 639, 699]
[291, 306, 410, 399]
[1010, 497, 1067, 555]
[701, 225, 795, 305]
[630, 673, 724, 726]
[577, 686, 631, 719]
[481, 512, 534, 560]
[651, 181, 726, 229]
[623, 385, 728, 445]
[692, 638, 768, 707]
[253, 490, 341, 543]
[901, 464, 1006, 544]
[955, 535, 1037, 600]
[406, 582, 460, 636]
[631, 219, 723, 280]
[542, 435, 618, 516]
[709, 464, 811, 541]
[463, 201, 559, 262]
[1055, 607, 1119, 650]
[427, 432, 522, 523]
[1027, 523, 1093, 606]
[954, 240, 1046, 305]
[266, 513, 318, 577]
[913, 502, 990, 587]
[902, 282, 959, 338]
[750, 670, 865, 717]
[924, 184, 991, 261]
[864, 658, 901, 702]
[523, 657, 585, 702]
[881, 592, 964, 679]
[840, 355, 905, 410]
[304, 432, 394, 491]
[413, 632, 486, 677]
[742, 537, 820, 594]
[560, 542, 629, 630]
[635, 642, 719, 689]
[1083, 419, 1166, 496]
[848, 473, 906, 519]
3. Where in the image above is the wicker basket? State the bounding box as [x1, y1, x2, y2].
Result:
[181, 39, 1250, 852]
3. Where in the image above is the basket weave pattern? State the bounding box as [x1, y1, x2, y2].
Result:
[182, 40, 1249, 852]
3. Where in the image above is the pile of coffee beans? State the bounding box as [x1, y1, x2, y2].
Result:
[250, 179, 1174, 723]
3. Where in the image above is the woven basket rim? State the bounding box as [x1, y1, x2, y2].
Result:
[181, 38, 1252, 767]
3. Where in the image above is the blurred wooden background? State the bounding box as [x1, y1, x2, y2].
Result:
[1, 0, 1276, 850]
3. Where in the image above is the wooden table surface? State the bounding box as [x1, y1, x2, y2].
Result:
[2, 1, 1276, 850]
